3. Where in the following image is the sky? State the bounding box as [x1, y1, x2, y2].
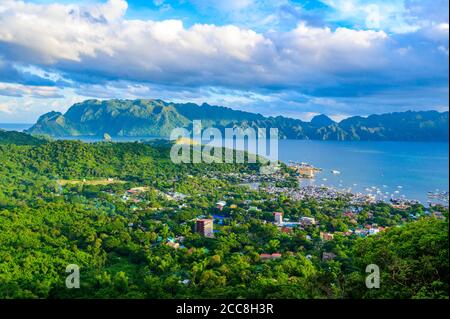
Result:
[0, 0, 448, 123]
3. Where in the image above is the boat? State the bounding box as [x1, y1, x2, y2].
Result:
[331, 170, 341, 174]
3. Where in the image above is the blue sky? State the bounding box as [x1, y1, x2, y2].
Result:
[0, 0, 448, 122]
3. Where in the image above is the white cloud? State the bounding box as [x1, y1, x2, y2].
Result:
[320, 0, 427, 33]
[282, 23, 388, 70]
[0, 82, 63, 98]
[0, 102, 13, 114]
[0, 0, 394, 89]
[0, 88, 84, 122]
[0, 0, 447, 122]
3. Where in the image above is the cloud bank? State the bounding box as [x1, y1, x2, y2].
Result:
[0, 0, 448, 122]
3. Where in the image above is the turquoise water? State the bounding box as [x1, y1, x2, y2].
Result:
[278, 140, 449, 203]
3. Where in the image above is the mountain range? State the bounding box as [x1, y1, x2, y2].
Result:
[26, 99, 449, 141]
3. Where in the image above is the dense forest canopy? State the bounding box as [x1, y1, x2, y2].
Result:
[0, 129, 47, 146]
[0, 132, 448, 299]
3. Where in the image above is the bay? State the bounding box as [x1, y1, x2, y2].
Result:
[277, 140, 449, 204]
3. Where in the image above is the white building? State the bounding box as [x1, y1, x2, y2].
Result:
[273, 212, 283, 225]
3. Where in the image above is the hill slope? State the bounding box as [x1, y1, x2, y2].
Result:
[0, 129, 47, 146]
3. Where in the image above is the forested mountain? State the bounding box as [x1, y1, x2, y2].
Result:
[26, 99, 449, 141]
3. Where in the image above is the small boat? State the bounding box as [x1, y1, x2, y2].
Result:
[331, 170, 341, 175]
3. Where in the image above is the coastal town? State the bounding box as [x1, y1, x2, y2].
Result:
[68, 158, 446, 267]
[0, 134, 448, 299]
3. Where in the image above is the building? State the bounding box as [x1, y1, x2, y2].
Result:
[273, 212, 283, 225]
[196, 219, 214, 238]
[320, 232, 334, 241]
[280, 227, 292, 234]
[216, 201, 227, 211]
[165, 241, 180, 249]
[300, 216, 316, 226]
[259, 253, 282, 261]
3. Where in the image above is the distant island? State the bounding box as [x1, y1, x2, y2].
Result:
[26, 99, 449, 141]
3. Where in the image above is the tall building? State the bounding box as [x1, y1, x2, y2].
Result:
[273, 212, 283, 225]
[196, 219, 214, 238]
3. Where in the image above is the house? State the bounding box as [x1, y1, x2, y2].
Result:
[196, 219, 214, 238]
[259, 253, 272, 260]
[273, 212, 283, 225]
[391, 203, 410, 210]
[179, 279, 190, 285]
[216, 201, 227, 211]
[126, 189, 139, 196]
[173, 192, 187, 201]
[300, 216, 316, 226]
[260, 253, 282, 261]
[175, 236, 185, 243]
[280, 227, 292, 234]
[343, 211, 355, 218]
[166, 241, 180, 249]
[320, 232, 334, 241]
